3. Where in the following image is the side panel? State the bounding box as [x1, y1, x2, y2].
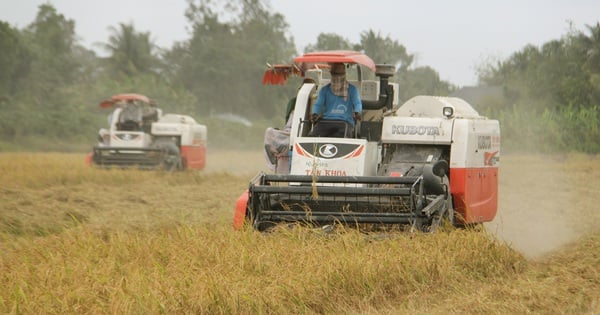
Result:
[450, 119, 500, 168]
[181, 144, 206, 170]
[450, 119, 501, 224]
[180, 125, 207, 170]
[180, 124, 208, 146]
[450, 167, 498, 223]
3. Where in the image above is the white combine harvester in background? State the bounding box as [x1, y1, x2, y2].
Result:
[87, 93, 207, 171]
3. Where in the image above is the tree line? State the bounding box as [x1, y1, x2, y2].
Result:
[477, 22, 600, 153]
[0, 0, 598, 153]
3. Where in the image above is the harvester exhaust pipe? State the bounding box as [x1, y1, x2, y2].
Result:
[362, 64, 396, 111]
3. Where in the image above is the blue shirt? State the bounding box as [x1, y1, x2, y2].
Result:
[311, 84, 362, 126]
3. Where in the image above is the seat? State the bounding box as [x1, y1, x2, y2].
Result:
[358, 121, 382, 141]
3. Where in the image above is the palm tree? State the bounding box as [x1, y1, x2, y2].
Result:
[358, 30, 413, 71]
[304, 33, 353, 52]
[99, 23, 158, 76]
[581, 23, 600, 73]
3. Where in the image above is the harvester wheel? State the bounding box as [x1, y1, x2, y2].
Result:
[439, 176, 455, 229]
[154, 139, 182, 171]
[440, 196, 455, 228]
[429, 176, 455, 232]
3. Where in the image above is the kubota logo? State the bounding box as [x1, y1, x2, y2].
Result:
[391, 125, 440, 136]
[319, 144, 338, 158]
[296, 142, 362, 159]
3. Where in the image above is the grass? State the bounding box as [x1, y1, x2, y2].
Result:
[0, 152, 599, 314]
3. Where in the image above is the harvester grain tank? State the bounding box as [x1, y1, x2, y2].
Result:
[234, 51, 500, 231]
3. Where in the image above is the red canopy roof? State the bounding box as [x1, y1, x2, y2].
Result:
[262, 50, 376, 85]
[293, 50, 376, 72]
[99, 93, 151, 108]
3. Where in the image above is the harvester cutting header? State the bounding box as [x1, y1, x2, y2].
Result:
[234, 50, 500, 232]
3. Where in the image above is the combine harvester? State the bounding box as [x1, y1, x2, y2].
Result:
[88, 93, 207, 171]
[234, 51, 500, 232]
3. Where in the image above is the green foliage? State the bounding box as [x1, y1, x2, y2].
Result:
[358, 30, 413, 71]
[476, 22, 600, 153]
[304, 33, 354, 52]
[1, 2, 598, 154]
[396, 66, 456, 102]
[478, 23, 600, 112]
[23, 3, 81, 98]
[0, 3, 104, 150]
[0, 22, 23, 97]
[173, 0, 296, 119]
[490, 104, 600, 154]
[579, 23, 600, 74]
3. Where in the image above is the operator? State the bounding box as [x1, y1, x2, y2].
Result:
[309, 62, 362, 138]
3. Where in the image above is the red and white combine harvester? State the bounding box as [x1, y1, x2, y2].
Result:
[88, 93, 207, 171]
[234, 51, 500, 232]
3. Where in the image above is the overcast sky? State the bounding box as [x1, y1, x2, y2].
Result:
[1, 0, 598, 86]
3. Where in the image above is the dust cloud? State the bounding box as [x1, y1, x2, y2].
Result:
[486, 155, 581, 259]
[204, 150, 267, 177]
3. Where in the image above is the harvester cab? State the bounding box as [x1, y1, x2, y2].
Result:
[89, 93, 207, 171]
[235, 50, 500, 232]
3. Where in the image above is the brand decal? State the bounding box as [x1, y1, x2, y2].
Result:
[319, 144, 338, 158]
[484, 151, 499, 166]
[116, 134, 139, 141]
[192, 139, 205, 146]
[391, 125, 440, 136]
[304, 169, 348, 176]
[155, 126, 178, 132]
[305, 160, 328, 168]
[330, 104, 347, 114]
[296, 142, 362, 159]
[478, 135, 492, 149]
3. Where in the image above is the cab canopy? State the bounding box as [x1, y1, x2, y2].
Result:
[262, 50, 376, 85]
[99, 93, 151, 108]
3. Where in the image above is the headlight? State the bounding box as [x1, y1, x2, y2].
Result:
[443, 106, 454, 118]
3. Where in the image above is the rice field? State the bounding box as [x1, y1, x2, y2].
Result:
[0, 151, 599, 314]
